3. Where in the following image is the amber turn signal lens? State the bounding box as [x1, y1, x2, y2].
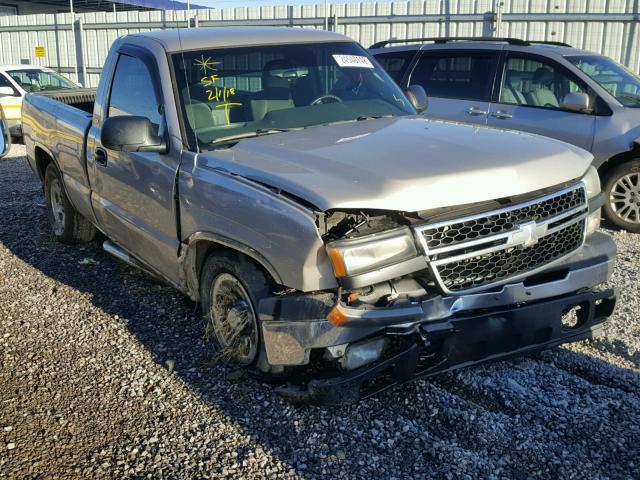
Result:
[326, 246, 348, 278]
[328, 303, 348, 326]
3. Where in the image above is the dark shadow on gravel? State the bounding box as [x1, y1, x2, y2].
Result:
[2, 154, 640, 479]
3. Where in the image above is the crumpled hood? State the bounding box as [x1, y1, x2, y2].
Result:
[198, 116, 593, 212]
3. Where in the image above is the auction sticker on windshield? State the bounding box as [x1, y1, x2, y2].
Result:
[332, 54, 374, 68]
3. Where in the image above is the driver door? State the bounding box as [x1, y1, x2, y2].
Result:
[88, 49, 181, 282]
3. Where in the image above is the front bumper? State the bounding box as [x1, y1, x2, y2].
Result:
[260, 232, 616, 366]
[258, 232, 617, 403]
[276, 288, 617, 405]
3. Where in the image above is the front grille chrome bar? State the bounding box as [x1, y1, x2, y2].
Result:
[415, 183, 588, 295]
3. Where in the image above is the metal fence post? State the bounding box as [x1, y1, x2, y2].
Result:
[495, 1, 503, 37]
[74, 17, 87, 87]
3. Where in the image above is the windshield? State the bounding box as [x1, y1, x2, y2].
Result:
[7, 69, 77, 93]
[565, 55, 640, 107]
[172, 41, 415, 148]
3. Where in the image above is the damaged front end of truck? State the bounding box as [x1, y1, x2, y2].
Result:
[259, 170, 617, 405]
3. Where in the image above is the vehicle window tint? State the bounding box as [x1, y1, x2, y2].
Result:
[6, 69, 76, 93]
[499, 56, 588, 110]
[566, 55, 640, 108]
[108, 54, 162, 130]
[172, 42, 414, 148]
[410, 52, 497, 101]
[373, 51, 415, 83]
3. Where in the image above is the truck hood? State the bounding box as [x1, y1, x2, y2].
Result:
[199, 116, 593, 212]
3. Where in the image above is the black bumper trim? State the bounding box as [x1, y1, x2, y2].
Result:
[276, 288, 617, 405]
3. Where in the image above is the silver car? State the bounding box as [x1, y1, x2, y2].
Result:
[371, 37, 640, 232]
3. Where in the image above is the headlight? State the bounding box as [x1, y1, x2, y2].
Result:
[582, 165, 601, 199]
[582, 166, 602, 235]
[325, 227, 418, 278]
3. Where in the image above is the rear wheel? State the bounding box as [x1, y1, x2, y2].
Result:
[44, 163, 96, 244]
[602, 160, 640, 233]
[199, 251, 278, 373]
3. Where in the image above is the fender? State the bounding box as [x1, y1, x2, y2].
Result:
[30, 140, 57, 182]
[178, 231, 284, 302]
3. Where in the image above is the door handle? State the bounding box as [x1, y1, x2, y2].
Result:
[466, 106, 488, 116]
[95, 148, 108, 167]
[492, 110, 513, 119]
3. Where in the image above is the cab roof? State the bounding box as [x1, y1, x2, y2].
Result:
[129, 27, 350, 53]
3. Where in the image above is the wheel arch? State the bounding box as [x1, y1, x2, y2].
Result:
[597, 142, 640, 181]
[179, 232, 283, 302]
[33, 143, 57, 183]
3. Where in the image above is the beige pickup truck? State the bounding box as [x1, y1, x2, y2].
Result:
[17, 27, 617, 404]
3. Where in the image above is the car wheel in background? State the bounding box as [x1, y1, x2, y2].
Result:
[602, 160, 640, 233]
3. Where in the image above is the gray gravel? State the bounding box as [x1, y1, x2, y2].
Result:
[1, 144, 639, 479]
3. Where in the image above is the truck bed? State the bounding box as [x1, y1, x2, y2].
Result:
[34, 88, 97, 114]
[22, 89, 96, 224]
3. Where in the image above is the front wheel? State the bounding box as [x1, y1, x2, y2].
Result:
[602, 160, 640, 233]
[44, 163, 96, 244]
[199, 251, 277, 372]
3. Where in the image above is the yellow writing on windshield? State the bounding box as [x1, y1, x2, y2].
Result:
[198, 67, 242, 125]
[206, 86, 236, 102]
[215, 102, 243, 124]
[195, 56, 220, 74]
[200, 74, 220, 86]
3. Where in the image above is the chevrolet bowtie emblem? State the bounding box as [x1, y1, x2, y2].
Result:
[510, 221, 548, 248]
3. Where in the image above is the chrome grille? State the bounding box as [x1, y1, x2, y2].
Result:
[421, 187, 586, 250]
[416, 184, 588, 294]
[436, 220, 585, 292]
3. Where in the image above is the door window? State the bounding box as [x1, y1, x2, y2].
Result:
[409, 51, 498, 101]
[0, 74, 17, 95]
[108, 54, 162, 131]
[373, 51, 416, 83]
[499, 55, 589, 110]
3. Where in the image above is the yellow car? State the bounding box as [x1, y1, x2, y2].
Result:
[0, 65, 78, 141]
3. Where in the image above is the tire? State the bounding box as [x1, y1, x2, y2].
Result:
[602, 160, 640, 233]
[199, 250, 280, 374]
[44, 163, 96, 244]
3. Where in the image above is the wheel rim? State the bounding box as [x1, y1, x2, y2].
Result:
[609, 172, 640, 224]
[206, 273, 258, 365]
[49, 178, 65, 236]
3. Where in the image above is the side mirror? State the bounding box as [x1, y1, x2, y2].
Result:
[404, 84, 429, 113]
[562, 92, 592, 113]
[0, 104, 10, 158]
[0, 86, 16, 97]
[101, 116, 167, 153]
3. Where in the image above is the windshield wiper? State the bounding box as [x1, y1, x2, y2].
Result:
[616, 94, 640, 106]
[210, 127, 301, 147]
[356, 114, 394, 121]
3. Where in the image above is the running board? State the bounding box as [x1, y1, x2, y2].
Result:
[102, 240, 158, 279]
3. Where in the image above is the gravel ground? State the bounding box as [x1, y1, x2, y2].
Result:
[1, 144, 639, 479]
